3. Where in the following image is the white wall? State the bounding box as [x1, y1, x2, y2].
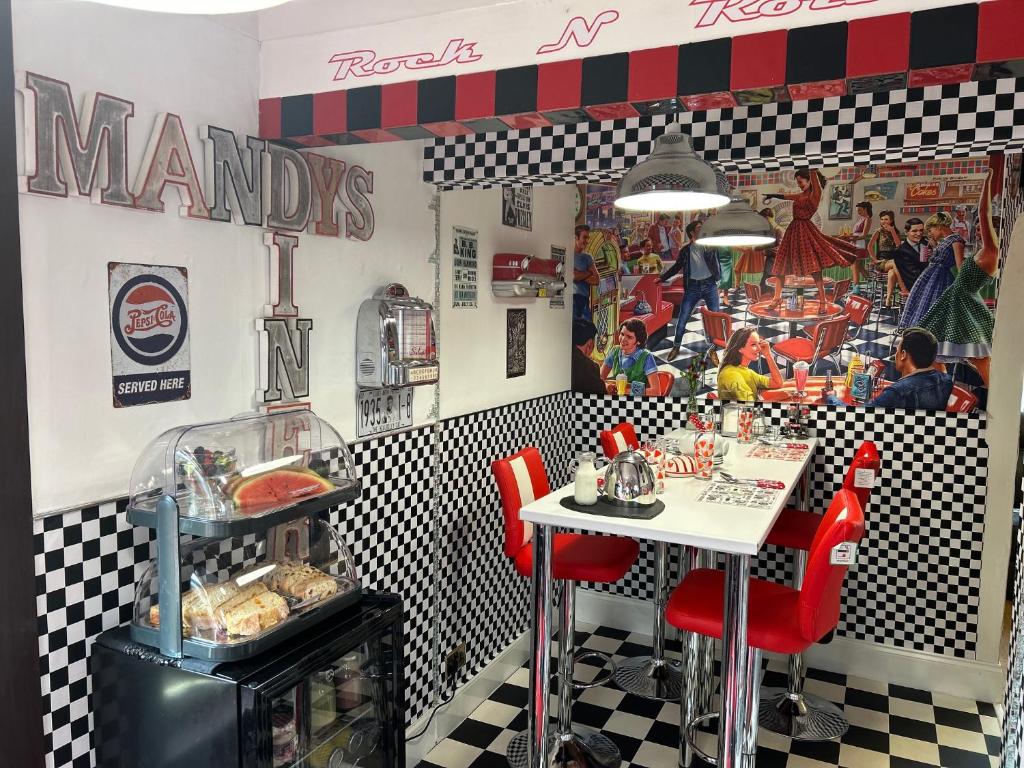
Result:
[13, 2, 436, 514]
[439, 186, 573, 418]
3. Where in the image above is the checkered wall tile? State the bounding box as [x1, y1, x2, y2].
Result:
[435, 393, 575, 696]
[423, 76, 1024, 189]
[571, 392, 987, 659]
[1001, 491, 1024, 768]
[32, 426, 436, 768]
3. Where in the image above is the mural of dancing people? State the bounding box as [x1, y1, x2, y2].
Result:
[763, 168, 865, 313]
[571, 157, 1012, 412]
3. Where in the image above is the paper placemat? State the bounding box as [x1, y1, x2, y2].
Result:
[745, 444, 809, 461]
[696, 481, 781, 509]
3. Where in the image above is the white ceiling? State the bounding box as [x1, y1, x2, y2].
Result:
[255, 0, 518, 41]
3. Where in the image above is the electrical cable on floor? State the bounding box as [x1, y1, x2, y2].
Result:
[406, 679, 456, 741]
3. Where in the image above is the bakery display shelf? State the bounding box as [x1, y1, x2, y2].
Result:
[131, 585, 363, 663]
[127, 479, 361, 537]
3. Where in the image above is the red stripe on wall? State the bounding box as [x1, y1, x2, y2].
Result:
[628, 46, 678, 102]
[259, 97, 282, 140]
[537, 59, 582, 112]
[312, 90, 346, 135]
[455, 70, 496, 121]
[847, 13, 911, 77]
[381, 81, 419, 129]
[731, 30, 787, 90]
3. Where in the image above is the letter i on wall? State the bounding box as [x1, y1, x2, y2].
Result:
[257, 232, 313, 405]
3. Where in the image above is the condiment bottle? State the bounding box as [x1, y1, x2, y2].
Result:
[571, 452, 605, 505]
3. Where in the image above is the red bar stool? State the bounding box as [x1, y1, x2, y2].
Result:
[599, 423, 639, 460]
[493, 447, 640, 768]
[759, 441, 880, 741]
[667, 490, 865, 766]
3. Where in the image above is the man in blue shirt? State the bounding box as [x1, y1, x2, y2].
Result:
[573, 224, 599, 320]
[827, 327, 953, 410]
[657, 220, 721, 362]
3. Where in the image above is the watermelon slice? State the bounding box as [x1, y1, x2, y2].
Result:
[232, 468, 335, 512]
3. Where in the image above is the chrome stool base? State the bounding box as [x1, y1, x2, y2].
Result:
[571, 649, 617, 690]
[507, 726, 622, 768]
[612, 655, 683, 701]
[758, 687, 849, 741]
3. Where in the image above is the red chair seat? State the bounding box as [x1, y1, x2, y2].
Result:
[764, 508, 821, 551]
[772, 336, 815, 362]
[666, 568, 809, 655]
[514, 533, 639, 584]
[710, 337, 728, 349]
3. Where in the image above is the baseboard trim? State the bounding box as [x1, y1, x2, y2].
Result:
[575, 587, 1005, 703]
[405, 631, 531, 766]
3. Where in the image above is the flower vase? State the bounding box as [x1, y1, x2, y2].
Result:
[686, 393, 700, 425]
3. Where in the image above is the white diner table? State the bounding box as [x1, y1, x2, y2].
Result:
[519, 435, 819, 768]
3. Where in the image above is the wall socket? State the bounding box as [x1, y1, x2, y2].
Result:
[445, 642, 467, 681]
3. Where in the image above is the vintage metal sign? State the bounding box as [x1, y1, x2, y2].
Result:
[108, 263, 191, 408]
[356, 386, 414, 438]
[502, 187, 533, 231]
[549, 245, 566, 308]
[506, 308, 527, 379]
[452, 226, 478, 308]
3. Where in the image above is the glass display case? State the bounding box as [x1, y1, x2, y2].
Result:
[128, 408, 360, 536]
[131, 517, 360, 660]
[126, 409, 362, 661]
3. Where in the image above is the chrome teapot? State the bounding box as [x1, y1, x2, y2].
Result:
[604, 450, 656, 507]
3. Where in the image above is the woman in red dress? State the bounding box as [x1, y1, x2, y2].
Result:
[763, 169, 865, 313]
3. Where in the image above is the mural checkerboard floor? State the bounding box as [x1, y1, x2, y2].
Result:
[416, 623, 1001, 768]
[649, 282, 987, 406]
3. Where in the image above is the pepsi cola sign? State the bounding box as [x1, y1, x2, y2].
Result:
[111, 275, 188, 366]
[108, 263, 191, 408]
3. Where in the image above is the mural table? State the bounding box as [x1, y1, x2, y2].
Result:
[519, 437, 818, 768]
[759, 375, 891, 405]
[782, 276, 835, 293]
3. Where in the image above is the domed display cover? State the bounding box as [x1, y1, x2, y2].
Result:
[132, 517, 360, 658]
[128, 408, 359, 535]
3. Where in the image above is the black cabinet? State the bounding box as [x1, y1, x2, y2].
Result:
[93, 592, 404, 768]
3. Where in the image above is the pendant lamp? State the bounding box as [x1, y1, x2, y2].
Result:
[614, 124, 730, 212]
[696, 196, 776, 248]
[82, 0, 292, 13]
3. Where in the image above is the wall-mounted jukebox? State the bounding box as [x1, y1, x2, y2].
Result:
[491, 252, 566, 298]
[356, 283, 439, 388]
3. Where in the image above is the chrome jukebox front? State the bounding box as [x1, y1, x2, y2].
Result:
[356, 283, 439, 389]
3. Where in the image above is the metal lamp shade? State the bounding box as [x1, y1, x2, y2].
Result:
[614, 125, 730, 212]
[696, 196, 776, 247]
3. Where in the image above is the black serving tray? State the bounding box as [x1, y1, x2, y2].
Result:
[129, 584, 363, 662]
[127, 479, 361, 537]
[559, 495, 664, 520]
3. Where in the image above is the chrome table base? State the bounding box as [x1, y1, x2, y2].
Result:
[759, 687, 850, 741]
[612, 656, 683, 701]
[507, 727, 621, 768]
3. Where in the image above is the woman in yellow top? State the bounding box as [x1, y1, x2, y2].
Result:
[716, 327, 785, 401]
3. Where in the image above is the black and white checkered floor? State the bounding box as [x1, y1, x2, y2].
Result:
[416, 623, 1001, 768]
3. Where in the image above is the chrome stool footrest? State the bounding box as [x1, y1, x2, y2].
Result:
[758, 687, 849, 741]
[683, 712, 719, 766]
[612, 655, 683, 701]
[507, 726, 622, 768]
[571, 650, 617, 690]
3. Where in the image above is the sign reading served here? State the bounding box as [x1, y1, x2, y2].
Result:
[108, 262, 191, 408]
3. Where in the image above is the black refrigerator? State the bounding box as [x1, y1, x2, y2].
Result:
[92, 592, 404, 768]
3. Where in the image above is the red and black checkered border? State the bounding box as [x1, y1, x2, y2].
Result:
[260, 1, 1024, 146]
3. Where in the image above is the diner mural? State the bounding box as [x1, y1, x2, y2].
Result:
[571, 157, 1014, 412]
